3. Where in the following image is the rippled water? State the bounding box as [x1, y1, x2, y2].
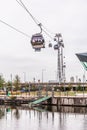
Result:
[0, 105, 87, 130]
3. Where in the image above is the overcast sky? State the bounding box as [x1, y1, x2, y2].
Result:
[0, 0, 87, 82]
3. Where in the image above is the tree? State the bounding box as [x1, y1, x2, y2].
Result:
[0, 75, 5, 90]
[13, 75, 21, 92]
[7, 81, 12, 91]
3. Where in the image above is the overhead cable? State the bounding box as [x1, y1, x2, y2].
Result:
[42, 29, 53, 40]
[42, 25, 55, 35]
[16, 0, 54, 38]
[16, 0, 55, 40]
[16, 0, 24, 8]
[17, 0, 39, 26]
[0, 19, 30, 38]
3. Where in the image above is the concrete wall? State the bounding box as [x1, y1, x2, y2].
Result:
[52, 97, 87, 106]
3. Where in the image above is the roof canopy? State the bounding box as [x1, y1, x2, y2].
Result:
[76, 53, 87, 70]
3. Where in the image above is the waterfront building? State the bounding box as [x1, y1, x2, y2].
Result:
[76, 52, 87, 70]
[70, 76, 74, 83]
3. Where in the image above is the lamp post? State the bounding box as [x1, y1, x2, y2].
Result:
[42, 69, 46, 83]
[29, 82, 30, 96]
[83, 70, 86, 97]
[63, 62, 66, 96]
[52, 87, 54, 98]
[10, 74, 12, 95]
[23, 72, 26, 83]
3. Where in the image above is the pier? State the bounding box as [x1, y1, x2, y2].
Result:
[0, 95, 87, 107]
[51, 96, 87, 107]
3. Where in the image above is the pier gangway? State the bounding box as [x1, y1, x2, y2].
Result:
[29, 96, 52, 107]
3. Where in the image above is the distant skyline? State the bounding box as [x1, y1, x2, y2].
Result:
[0, 0, 87, 82]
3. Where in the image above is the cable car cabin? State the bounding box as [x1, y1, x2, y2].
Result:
[48, 43, 52, 48]
[31, 33, 45, 49]
[35, 48, 41, 52]
[54, 44, 58, 50]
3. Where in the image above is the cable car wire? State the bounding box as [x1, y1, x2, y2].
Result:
[0, 0, 54, 48]
[16, 0, 24, 8]
[42, 29, 53, 40]
[42, 25, 55, 35]
[0, 19, 30, 38]
[0, 0, 54, 42]
[16, 0, 54, 40]
[17, 0, 39, 26]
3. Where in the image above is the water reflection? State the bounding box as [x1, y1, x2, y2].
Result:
[0, 107, 5, 119]
[0, 105, 87, 130]
[47, 105, 87, 114]
[14, 108, 20, 120]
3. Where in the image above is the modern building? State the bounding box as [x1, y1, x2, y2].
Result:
[70, 76, 74, 83]
[76, 53, 87, 71]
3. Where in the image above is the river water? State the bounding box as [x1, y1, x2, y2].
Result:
[0, 105, 87, 130]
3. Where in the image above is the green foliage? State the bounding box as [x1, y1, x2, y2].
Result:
[54, 86, 59, 91]
[68, 83, 73, 91]
[7, 81, 12, 86]
[13, 75, 20, 91]
[0, 75, 5, 89]
[7, 81, 12, 90]
[10, 96, 16, 100]
[31, 85, 36, 91]
[77, 85, 83, 91]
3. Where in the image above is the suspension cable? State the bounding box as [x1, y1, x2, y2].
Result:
[16, 0, 54, 39]
[42, 28, 53, 40]
[16, 0, 24, 8]
[16, 0, 54, 36]
[42, 25, 55, 35]
[18, 0, 39, 26]
[0, 19, 30, 38]
[0, 1, 54, 41]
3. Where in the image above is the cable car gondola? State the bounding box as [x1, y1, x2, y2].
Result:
[48, 42, 52, 48]
[35, 48, 41, 52]
[54, 44, 58, 50]
[31, 33, 45, 50]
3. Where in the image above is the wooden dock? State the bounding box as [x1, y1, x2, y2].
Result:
[0, 95, 87, 107]
[50, 96, 87, 107]
[0, 97, 36, 105]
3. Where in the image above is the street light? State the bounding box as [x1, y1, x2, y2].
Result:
[23, 72, 26, 83]
[42, 69, 46, 83]
[28, 82, 31, 96]
[10, 74, 13, 94]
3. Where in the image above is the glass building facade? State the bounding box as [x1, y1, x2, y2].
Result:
[76, 53, 87, 70]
